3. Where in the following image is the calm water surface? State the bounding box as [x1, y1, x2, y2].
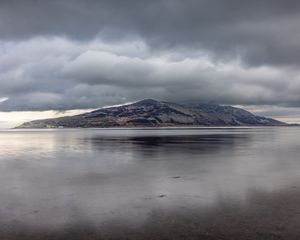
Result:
[1, 127, 300, 238]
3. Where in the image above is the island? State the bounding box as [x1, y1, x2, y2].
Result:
[17, 99, 287, 128]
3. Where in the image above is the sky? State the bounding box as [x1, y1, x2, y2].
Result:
[1, 0, 300, 128]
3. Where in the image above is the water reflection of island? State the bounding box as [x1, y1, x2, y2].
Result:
[86, 133, 251, 158]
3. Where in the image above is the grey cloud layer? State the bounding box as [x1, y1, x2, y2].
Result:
[1, 0, 300, 66]
[0, 38, 300, 111]
[0, 1, 300, 111]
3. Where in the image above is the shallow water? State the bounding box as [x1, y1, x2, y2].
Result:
[1, 127, 300, 239]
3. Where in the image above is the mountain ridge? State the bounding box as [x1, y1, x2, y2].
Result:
[16, 99, 287, 128]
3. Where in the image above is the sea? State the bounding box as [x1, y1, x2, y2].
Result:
[1, 127, 300, 239]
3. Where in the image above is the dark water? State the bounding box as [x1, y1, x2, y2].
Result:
[1, 127, 300, 239]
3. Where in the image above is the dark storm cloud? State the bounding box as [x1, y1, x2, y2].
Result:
[1, 0, 300, 66]
[1, 0, 300, 112]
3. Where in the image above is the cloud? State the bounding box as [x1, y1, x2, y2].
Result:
[0, 1, 300, 114]
[0, 37, 300, 112]
[0, 97, 9, 103]
[1, 0, 300, 66]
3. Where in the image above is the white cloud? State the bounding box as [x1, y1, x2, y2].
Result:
[0, 97, 8, 103]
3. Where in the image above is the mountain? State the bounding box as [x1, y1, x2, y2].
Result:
[16, 99, 287, 128]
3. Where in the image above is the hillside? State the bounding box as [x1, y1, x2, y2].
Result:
[17, 99, 286, 128]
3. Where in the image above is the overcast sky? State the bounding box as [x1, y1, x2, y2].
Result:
[1, 0, 300, 127]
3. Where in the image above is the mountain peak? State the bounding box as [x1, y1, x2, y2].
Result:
[133, 99, 162, 106]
